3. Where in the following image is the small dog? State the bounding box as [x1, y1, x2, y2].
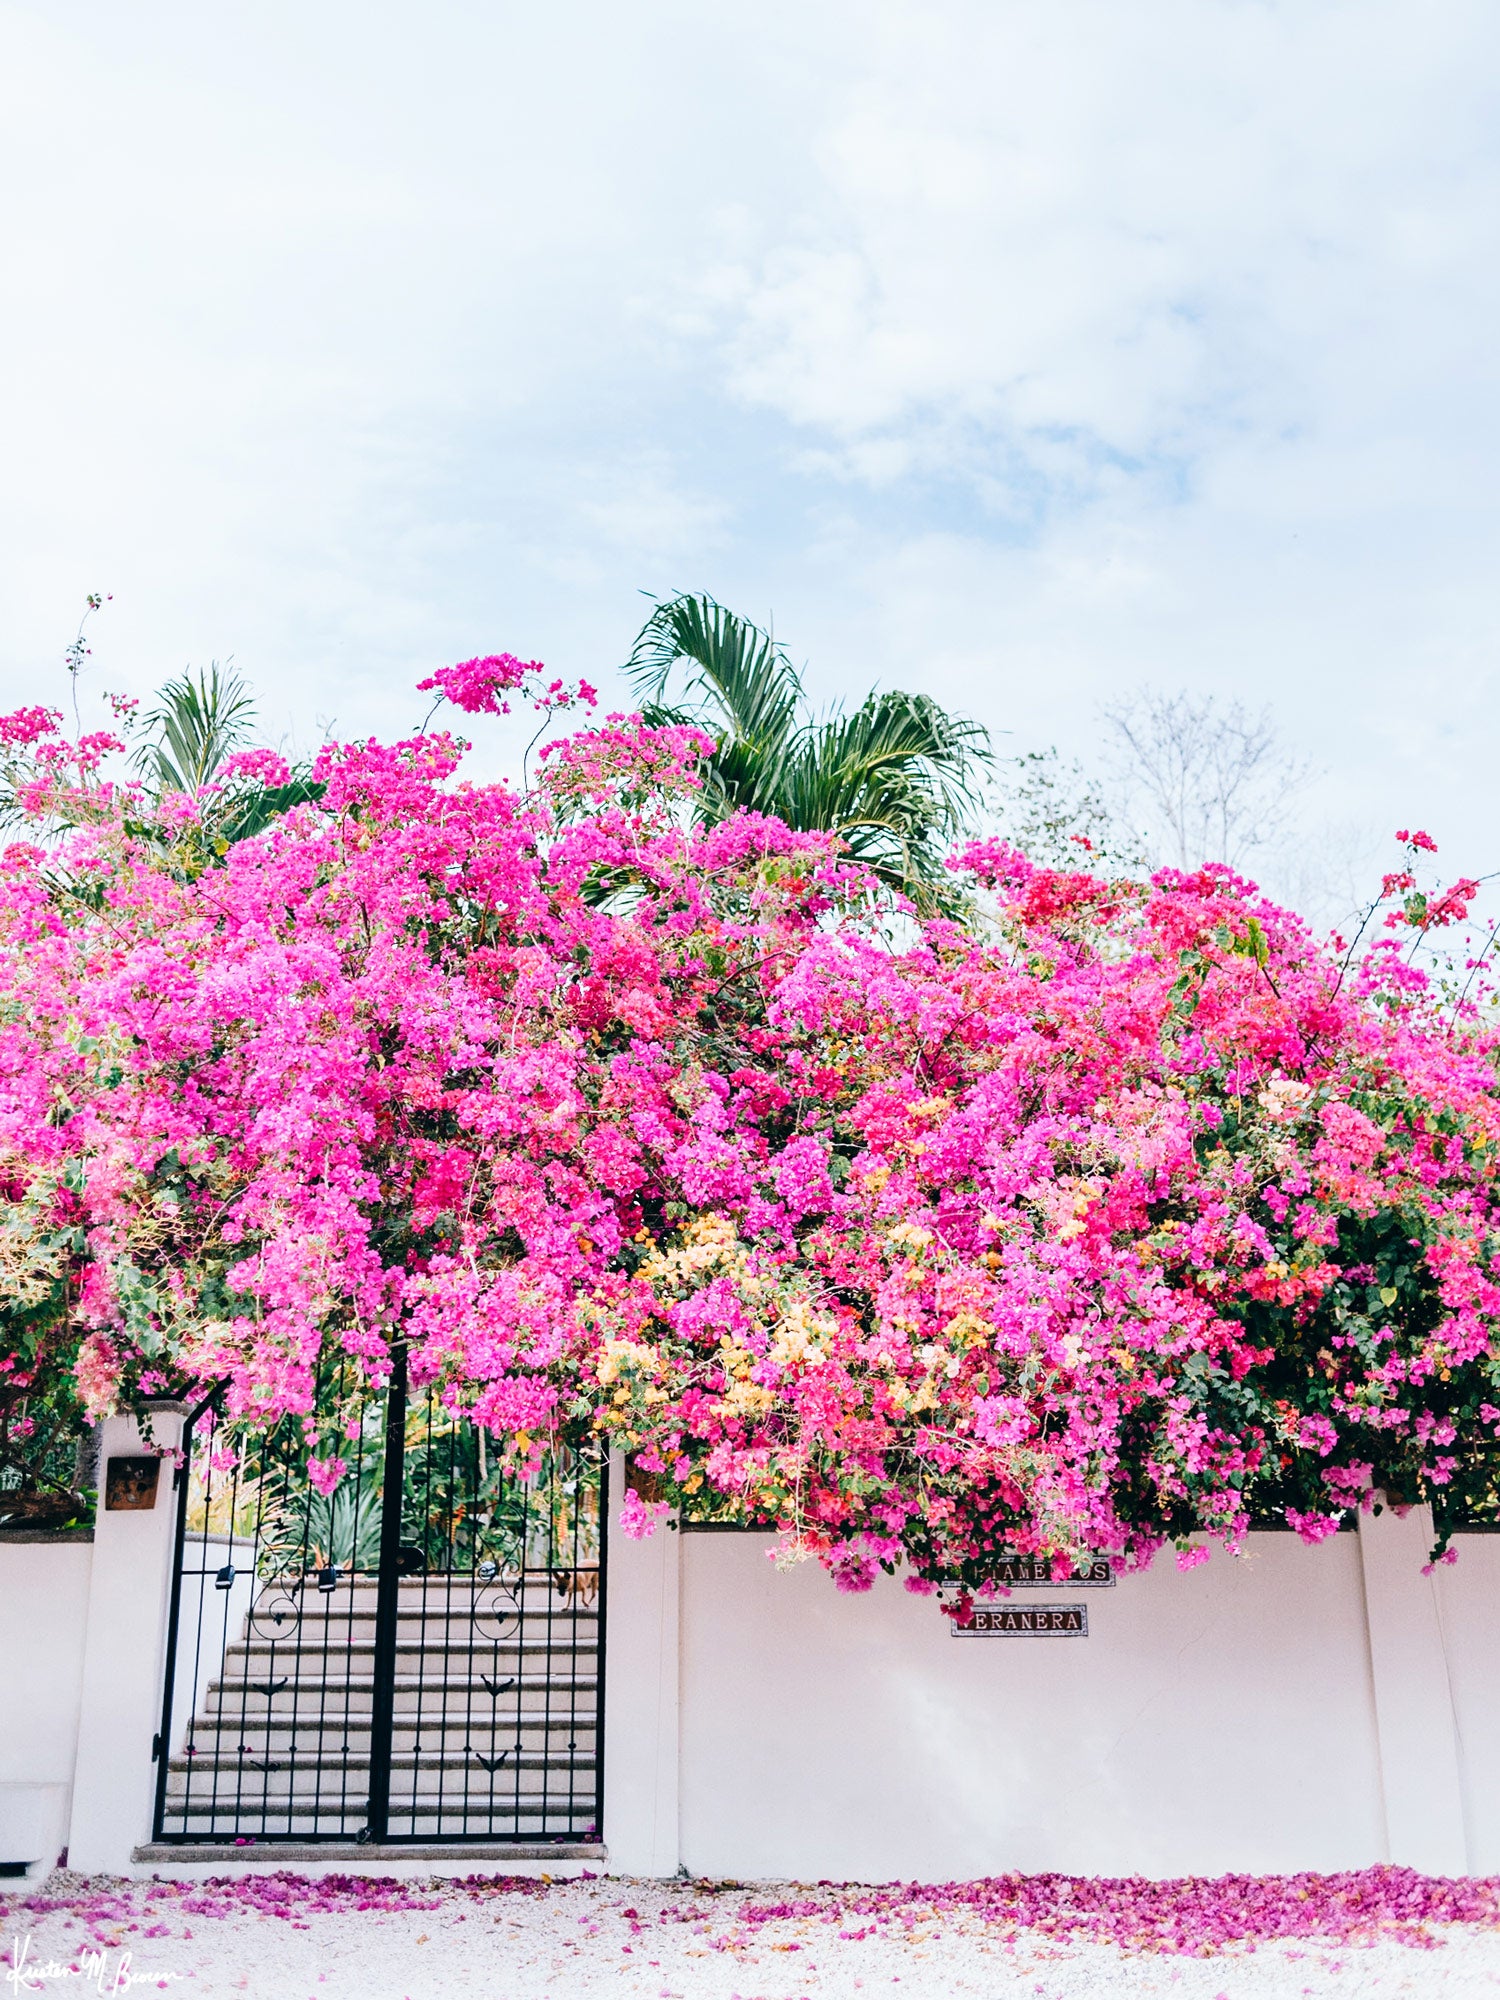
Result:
[552, 1566, 599, 1608]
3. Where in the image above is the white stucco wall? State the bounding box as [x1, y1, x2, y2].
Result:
[67, 1410, 186, 1875]
[1434, 1535, 1500, 1870]
[675, 1529, 1394, 1881]
[9, 1461, 1498, 1880]
[0, 1536, 94, 1872]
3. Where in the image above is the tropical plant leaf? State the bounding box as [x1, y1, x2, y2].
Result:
[214, 776, 326, 846]
[132, 661, 257, 794]
[625, 595, 991, 912]
[627, 594, 802, 792]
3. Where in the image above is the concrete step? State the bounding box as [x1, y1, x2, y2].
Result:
[153, 1816, 600, 1840]
[161, 1792, 595, 1816]
[164, 1783, 595, 1810]
[233, 1580, 600, 1607]
[214, 1574, 600, 1606]
[222, 1636, 596, 1664]
[165, 1772, 594, 1804]
[203, 1675, 595, 1715]
[178, 1719, 594, 1753]
[134, 1840, 606, 1864]
[235, 1600, 600, 1632]
[167, 1749, 591, 1778]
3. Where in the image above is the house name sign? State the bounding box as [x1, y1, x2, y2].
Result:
[992, 1554, 1115, 1589]
[948, 1556, 1113, 1636]
[954, 1602, 1088, 1637]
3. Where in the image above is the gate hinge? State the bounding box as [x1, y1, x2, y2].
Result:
[151, 1732, 162, 1762]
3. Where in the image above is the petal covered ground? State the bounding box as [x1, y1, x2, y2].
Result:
[6, 1867, 1500, 1998]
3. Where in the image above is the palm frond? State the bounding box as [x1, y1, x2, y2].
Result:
[133, 662, 257, 794]
[626, 595, 992, 913]
[798, 691, 990, 829]
[626, 594, 802, 764]
[214, 776, 326, 846]
[778, 692, 992, 909]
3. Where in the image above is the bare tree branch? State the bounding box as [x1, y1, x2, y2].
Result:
[1100, 689, 1312, 871]
[986, 748, 1143, 871]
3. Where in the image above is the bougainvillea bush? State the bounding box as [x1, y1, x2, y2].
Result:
[2, 655, 1499, 1596]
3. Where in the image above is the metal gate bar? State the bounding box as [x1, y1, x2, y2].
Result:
[152, 1364, 604, 1845]
[363, 1343, 408, 1842]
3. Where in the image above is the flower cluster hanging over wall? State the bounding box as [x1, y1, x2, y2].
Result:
[3, 654, 1499, 1596]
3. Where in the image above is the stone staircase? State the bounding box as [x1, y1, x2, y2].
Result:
[160, 1570, 599, 1842]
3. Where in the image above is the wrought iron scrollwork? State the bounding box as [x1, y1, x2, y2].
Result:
[152, 1372, 605, 1846]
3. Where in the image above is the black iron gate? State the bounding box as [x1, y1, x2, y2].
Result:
[153, 1349, 605, 1845]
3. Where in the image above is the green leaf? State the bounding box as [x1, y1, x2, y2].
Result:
[623, 592, 991, 916]
[132, 661, 256, 795]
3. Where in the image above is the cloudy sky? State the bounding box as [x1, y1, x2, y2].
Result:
[3, 0, 1498, 912]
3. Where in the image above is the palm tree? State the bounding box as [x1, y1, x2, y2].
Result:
[130, 662, 321, 853]
[625, 593, 991, 913]
[131, 661, 257, 794]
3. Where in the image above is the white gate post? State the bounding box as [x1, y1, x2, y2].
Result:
[67, 1406, 187, 1873]
[601, 1456, 680, 1875]
[1357, 1498, 1468, 1871]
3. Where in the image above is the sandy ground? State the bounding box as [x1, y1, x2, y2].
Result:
[6, 1871, 1500, 1999]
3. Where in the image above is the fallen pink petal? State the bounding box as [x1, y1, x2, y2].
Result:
[8, 1867, 1500, 1997]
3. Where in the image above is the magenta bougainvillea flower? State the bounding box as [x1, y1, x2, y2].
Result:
[2, 666, 1499, 1596]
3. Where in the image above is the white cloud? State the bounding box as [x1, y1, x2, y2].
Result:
[706, 1, 1500, 487]
[2, 0, 1499, 909]
[575, 458, 731, 566]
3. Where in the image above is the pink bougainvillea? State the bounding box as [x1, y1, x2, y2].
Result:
[3, 657, 1500, 1595]
[415, 652, 597, 719]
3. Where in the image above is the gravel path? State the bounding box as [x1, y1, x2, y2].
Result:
[7, 1871, 1500, 1998]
